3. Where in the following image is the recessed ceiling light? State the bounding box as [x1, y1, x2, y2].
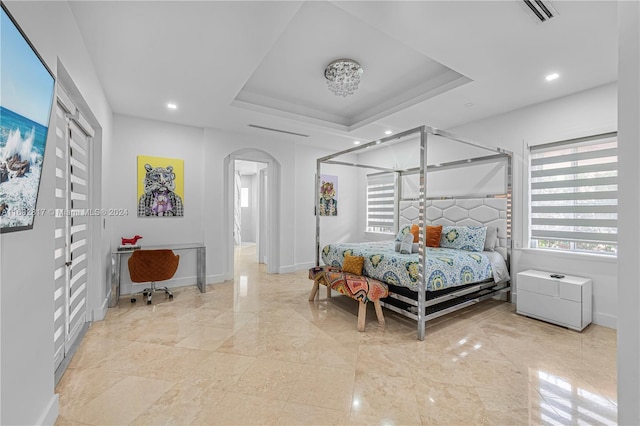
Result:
[354, 141, 361, 145]
[167, 103, 177, 109]
[384, 130, 392, 135]
[545, 73, 559, 82]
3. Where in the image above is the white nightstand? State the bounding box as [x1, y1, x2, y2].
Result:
[516, 270, 592, 331]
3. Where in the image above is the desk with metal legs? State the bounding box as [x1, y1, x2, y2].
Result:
[109, 243, 206, 307]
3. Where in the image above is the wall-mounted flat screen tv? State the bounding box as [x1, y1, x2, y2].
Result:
[1, 3, 55, 233]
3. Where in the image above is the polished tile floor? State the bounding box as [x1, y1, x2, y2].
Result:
[55, 245, 617, 425]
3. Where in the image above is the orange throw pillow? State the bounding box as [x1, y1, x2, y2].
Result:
[410, 224, 420, 243]
[342, 254, 365, 275]
[426, 225, 442, 247]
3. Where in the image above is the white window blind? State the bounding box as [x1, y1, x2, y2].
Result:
[529, 132, 617, 255]
[366, 172, 396, 233]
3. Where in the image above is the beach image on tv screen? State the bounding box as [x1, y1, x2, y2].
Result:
[0, 6, 55, 231]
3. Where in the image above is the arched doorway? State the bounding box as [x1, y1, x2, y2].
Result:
[223, 149, 281, 279]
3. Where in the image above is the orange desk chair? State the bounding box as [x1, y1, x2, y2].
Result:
[128, 249, 180, 305]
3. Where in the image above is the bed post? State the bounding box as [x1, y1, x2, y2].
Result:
[315, 159, 321, 267]
[506, 151, 513, 283]
[418, 126, 428, 341]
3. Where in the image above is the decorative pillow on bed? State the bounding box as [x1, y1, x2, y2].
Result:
[426, 225, 442, 247]
[394, 241, 420, 253]
[410, 224, 420, 243]
[484, 226, 498, 251]
[399, 233, 414, 254]
[395, 224, 412, 242]
[342, 254, 365, 275]
[439, 226, 487, 252]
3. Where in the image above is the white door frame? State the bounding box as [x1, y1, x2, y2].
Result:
[224, 149, 280, 279]
[257, 167, 267, 264]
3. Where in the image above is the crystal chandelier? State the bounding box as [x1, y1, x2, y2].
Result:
[324, 59, 364, 97]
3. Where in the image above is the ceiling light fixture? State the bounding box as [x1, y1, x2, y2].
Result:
[167, 103, 177, 109]
[354, 141, 361, 145]
[324, 59, 363, 97]
[545, 73, 559, 81]
[384, 130, 392, 135]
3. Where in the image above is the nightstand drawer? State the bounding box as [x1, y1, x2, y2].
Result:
[517, 289, 582, 329]
[516, 270, 592, 331]
[518, 272, 558, 297]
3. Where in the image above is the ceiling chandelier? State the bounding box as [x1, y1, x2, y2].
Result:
[324, 59, 364, 97]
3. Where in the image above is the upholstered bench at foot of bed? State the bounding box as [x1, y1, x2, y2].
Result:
[308, 266, 389, 332]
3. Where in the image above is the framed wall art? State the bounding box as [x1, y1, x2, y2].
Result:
[137, 155, 184, 217]
[319, 174, 338, 216]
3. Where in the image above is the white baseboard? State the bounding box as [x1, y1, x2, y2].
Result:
[92, 297, 109, 322]
[37, 394, 59, 426]
[278, 265, 296, 274]
[277, 262, 315, 274]
[207, 273, 226, 284]
[593, 312, 617, 329]
[294, 261, 315, 271]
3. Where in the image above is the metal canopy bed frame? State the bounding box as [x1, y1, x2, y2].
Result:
[315, 125, 513, 340]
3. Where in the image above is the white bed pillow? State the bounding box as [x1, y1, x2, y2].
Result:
[394, 241, 420, 253]
[399, 233, 414, 254]
[484, 226, 499, 251]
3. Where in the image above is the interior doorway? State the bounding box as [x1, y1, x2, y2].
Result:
[224, 149, 280, 280]
[234, 159, 268, 264]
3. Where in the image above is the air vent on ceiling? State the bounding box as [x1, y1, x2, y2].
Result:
[522, 0, 557, 22]
[248, 124, 309, 138]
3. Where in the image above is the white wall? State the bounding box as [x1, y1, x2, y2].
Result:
[293, 145, 361, 268]
[108, 114, 205, 295]
[105, 119, 344, 286]
[1, 1, 113, 424]
[451, 82, 618, 328]
[203, 128, 295, 277]
[240, 174, 257, 243]
[616, 2, 640, 423]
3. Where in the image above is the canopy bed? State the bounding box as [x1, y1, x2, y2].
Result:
[314, 126, 513, 340]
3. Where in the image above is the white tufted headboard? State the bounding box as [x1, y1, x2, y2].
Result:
[399, 197, 509, 261]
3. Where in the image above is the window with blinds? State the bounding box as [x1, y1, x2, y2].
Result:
[529, 132, 617, 255]
[366, 172, 396, 233]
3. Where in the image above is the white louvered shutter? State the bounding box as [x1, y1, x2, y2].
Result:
[529, 132, 617, 255]
[53, 89, 93, 372]
[366, 172, 397, 234]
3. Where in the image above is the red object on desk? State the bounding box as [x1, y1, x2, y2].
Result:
[121, 235, 143, 245]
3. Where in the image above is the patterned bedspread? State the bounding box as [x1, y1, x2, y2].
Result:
[321, 241, 495, 292]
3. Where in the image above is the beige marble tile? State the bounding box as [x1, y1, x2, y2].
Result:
[174, 325, 236, 351]
[54, 416, 92, 426]
[288, 365, 355, 412]
[192, 391, 286, 425]
[276, 402, 347, 426]
[229, 358, 305, 401]
[56, 368, 128, 413]
[543, 395, 618, 425]
[208, 310, 257, 331]
[475, 382, 544, 412]
[66, 336, 133, 370]
[350, 371, 421, 425]
[177, 351, 256, 390]
[215, 327, 272, 357]
[62, 376, 174, 425]
[129, 381, 226, 426]
[412, 378, 487, 425]
[54, 245, 617, 425]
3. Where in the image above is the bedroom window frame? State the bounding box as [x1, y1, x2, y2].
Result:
[365, 171, 398, 234]
[528, 132, 618, 256]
